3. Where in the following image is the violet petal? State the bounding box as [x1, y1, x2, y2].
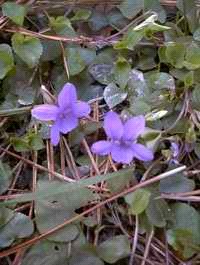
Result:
[50, 124, 60, 146]
[111, 143, 134, 164]
[104, 111, 123, 140]
[122, 115, 145, 141]
[91, 140, 112, 155]
[31, 104, 59, 121]
[58, 83, 77, 110]
[132, 143, 153, 161]
[73, 101, 91, 118]
[56, 114, 78, 134]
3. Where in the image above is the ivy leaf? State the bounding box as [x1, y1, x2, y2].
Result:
[184, 42, 200, 70]
[49, 16, 76, 37]
[65, 47, 86, 76]
[119, 0, 144, 19]
[2, 2, 27, 26]
[0, 44, 14, 79]
[167, 203, 200, 258]
[103, 82, 127, 108]
[97, 235, 130, 264]
[69, 249, 104, 265]
[191, 85, 200, 111]
[11, 137, 30, 152]
[147, 72, 175, 91]
[35, 181, 98, 242]
[89, 10, 108, 31]
[28, 134, 44, 151]
[21, 241, 69, 265]
[114, 28, 145, 50]
[114, 57, 131, 89]
[159, 173, 195, 193]
[35, 199, 79, 242]
[0, 162, 12, 194]
[0, 207, 14, 228]
[125, 188, 151, 215]
[144, 0, 166, 23]
[89, 64, 114, 85]
[71, 9, 92, 21]
[146, 191, 171, 227]
[165, 43, 186, 68]
[128, 69, 148, 97]
[0, 212, 34, 248]
[12, 33, 43, 68]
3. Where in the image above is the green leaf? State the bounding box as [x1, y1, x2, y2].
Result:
[49, 16, 76, 37]
[97, 235, 130, 263]
[170, 203, 200, 244]
[144, 0, 166, 23]
[107, 170, 133, 193]
[167, 229, 199, 259]
[129, 99, 151, 115]
[89, 10, 108, 31]
[159, 173, 195, 193]
[177, 0, 198, 33]
[125, 188, 151, 215]
[69, 249, 104, 265]
[40, 38, 61, 62]
[0, 207, 14, 228]
[0, 44, 14, 79]
[0, 162, 12, 194]
[71, 9, 92, 21]
[114, 57, 131, 89]
[167, 203, 200, 258]
[11, 137, 30, 152]
[12, 33, 43, 68]
[89, 64, 114, 85]
[28, 134, 44, 151]
[184, 71, 194, 87]
[65, 47, 86, 76]
[147, 72, 175, 91]
[107, 8, 129, 29]
[119, 0, 144, 19]
[35, 199, 79, 242]
[184, 42, 200, 70]
[34, 182, 98, 242]
[165, 43, 186, 68]
[0, 212, 34, 248]
[114, 28, 145, 50]
[133, 14, 170, 33]
[193, 27, 200, 41]
[21, 241, 69, 265]
[146, 191, 171, 227]
[191, 85, 200, 111]
[2, 2, 26, 26]
[103, 82, 127, 108]
[128, 69, 148, 97]
[194, 142, 200, 158]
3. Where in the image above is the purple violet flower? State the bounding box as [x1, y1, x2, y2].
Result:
[31, 83, 91, 146]
[91, 111, 154, 164]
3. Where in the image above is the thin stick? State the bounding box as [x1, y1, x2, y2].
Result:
[129, 215, 139, 265]
[82, 138, 100, 175]
[62, 137, 80, 179]
[141, 229, 154, 265]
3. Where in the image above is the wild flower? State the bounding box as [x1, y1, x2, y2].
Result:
[91, 111, 154, 164]
[31, 83, 91, 145]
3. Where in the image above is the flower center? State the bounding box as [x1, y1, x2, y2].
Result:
[58, 108, 71, 120]
[113, 139, 132, 147]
